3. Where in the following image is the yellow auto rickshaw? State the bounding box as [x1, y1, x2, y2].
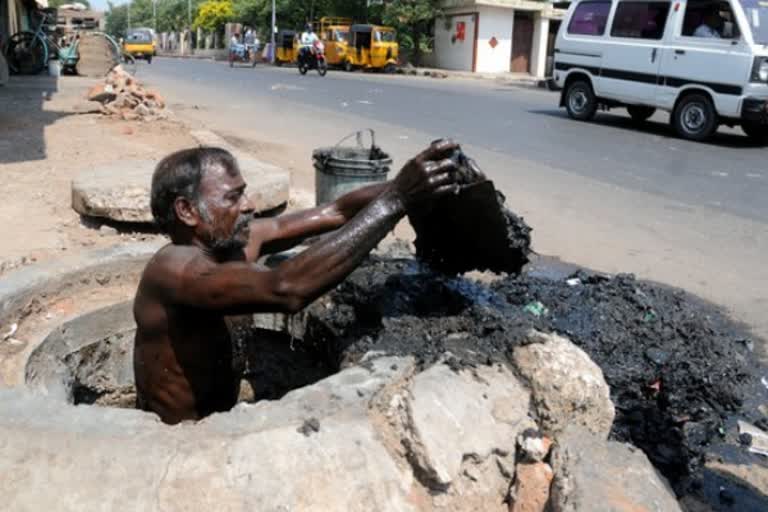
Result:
[345, 24, 399, 73]
[275, 30, 298, 65]
[316, 17, 352, 67]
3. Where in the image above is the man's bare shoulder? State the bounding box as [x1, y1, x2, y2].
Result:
[140, 244, 215, 295]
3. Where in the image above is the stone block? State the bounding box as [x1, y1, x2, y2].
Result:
[550, 426, 682, 512]
[72, 158, 289, 223]
[513, 331, 615, 438]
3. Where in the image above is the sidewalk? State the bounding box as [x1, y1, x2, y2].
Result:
[397, 65, 554, 89]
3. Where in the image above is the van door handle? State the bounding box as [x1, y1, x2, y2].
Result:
[675, 49, 686, 55]
[651, 48, 658, 63]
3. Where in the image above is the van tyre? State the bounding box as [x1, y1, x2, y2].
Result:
[565, 80, 597, 121]
[344, 60, 353, 72]
[627, 106, 655, 122]
[673, 94, 718, 141]
[742, 122, 768, 145]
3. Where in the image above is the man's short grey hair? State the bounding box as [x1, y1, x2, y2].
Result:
[150, 147, 239, 234]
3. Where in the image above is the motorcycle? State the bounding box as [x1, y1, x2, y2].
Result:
[298, 40, 327, 76]
[229, 42, 259, 68]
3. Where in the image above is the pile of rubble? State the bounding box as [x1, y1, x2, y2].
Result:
[86, 65, 167, 121]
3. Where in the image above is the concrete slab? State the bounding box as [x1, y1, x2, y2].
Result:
[71, 156, 289, 223]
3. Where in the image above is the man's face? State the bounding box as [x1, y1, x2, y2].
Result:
[195, 164, 254, 255]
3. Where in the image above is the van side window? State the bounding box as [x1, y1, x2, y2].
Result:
[611, 1, 671, 39]
[567, 1, 612, 36]
[682, 0, 741, 39]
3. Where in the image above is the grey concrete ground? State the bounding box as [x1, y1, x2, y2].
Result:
[138, 58, 768, 349]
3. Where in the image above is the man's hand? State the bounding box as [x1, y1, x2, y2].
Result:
[391, 139, 461, 212]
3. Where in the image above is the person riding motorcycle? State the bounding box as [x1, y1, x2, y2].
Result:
[299, 23, 322, 64]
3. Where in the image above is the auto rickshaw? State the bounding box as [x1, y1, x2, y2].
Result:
[123, 29, 155, 63]
[316, 16, 352, 67]
[344, 24, 399, 73]
[274, 30, 298, 65]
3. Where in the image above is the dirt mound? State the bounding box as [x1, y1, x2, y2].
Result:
[305, 257, 758, 492]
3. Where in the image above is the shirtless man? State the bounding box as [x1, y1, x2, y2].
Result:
[133, 142, 460, 424]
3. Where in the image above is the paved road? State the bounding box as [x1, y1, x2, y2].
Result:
[142, 58, 767, 222]
[140, 58, 768, 344]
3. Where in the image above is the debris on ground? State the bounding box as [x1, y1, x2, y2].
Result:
[86, 65, 168, 121]
[739, 421, 768, 457]
[303, 257, 757, 495]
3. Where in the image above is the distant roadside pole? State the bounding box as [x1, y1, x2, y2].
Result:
[0, 51, 8, 86]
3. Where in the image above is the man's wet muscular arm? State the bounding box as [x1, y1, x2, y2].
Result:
[151, 141, 460, 315]
[244, 182, 388, 260]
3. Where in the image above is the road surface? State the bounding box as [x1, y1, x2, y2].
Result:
[140, 58, 768, 347]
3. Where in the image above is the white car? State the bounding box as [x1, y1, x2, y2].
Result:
[554, 0, 768, 142]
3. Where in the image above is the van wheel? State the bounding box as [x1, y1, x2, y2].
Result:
[627, 106, 655, 122]
[742, 122, 768, 145]
[565, 80, 597, 121]
[673, 94, 718, 141]
[344, 60, 353, 72]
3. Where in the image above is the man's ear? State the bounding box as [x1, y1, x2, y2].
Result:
[174, 197, 200, 228]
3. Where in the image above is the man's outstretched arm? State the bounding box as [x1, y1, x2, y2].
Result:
[244, 182, 389, 261]
[153, 141, 460, 315]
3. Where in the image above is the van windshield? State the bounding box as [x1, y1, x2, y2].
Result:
[740, 0, 768, 44]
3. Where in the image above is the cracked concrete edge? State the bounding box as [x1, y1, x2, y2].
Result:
[24, 300, 136, 401]
[0, 241, 163, 328]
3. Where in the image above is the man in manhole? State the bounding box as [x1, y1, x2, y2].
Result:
[133, 143, 460, 424]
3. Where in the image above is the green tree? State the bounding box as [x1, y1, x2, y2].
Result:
[194, 0, 234, 32]
[231, 0, 371, 38]
[106, 0, 204, 39]
[382, 0, 443, 65]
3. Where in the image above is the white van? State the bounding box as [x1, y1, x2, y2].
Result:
[554, 0, 768, 142]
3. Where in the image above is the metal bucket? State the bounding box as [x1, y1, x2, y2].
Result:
[313, 129, 393, 206]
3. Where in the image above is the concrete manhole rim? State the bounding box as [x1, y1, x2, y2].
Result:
[0, 241, 164, 387]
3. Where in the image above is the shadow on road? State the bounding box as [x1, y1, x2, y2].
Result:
[528, 108, 763, 149]
[0, 75, 71, 164]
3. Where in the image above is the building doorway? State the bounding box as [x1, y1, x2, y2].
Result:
[511, 11, 534, 73]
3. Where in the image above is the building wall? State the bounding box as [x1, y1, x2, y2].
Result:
[530, 13, 549, 78]
[475, 6, 514, 73]
[433, 12, 477, 71]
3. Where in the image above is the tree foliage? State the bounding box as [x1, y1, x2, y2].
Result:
[106, 0, 202, 39]
[382, 0, 443, 64]
[104, 0, 441, 62]
[193, 0, 234, 32]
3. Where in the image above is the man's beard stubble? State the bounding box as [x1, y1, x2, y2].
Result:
[209, 214, 252, 257]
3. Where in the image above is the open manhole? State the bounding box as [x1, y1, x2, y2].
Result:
[24, 300, 342, 409]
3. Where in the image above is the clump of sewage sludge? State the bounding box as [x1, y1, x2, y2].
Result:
[408, 152, 532, 275]
[303, 256, 759, 496]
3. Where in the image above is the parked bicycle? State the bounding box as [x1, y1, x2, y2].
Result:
[2, 8, 57, 74]
[2, 9, 136, 76]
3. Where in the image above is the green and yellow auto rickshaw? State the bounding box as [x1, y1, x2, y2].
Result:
[274, 30, 298, 65]
[344, 24, 399, 73]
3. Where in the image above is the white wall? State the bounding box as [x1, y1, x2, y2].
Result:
[530, 14, 550, 78]
[475, 6, 514, 73]
[434, 13, 477, 71]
